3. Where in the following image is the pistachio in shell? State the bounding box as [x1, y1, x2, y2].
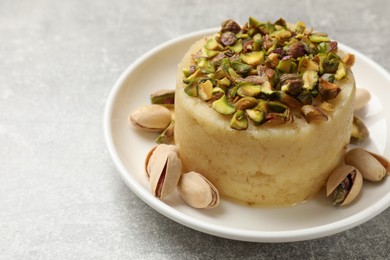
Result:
[326, 165, 363, 206]
[354, 88, 371, 111]
[150, 89, 175, 106]
[350, 116, 369, 144]
[345, 148, 388, 182]
[130, 104, 171, 131]
[178, 171, 220, 209]
[145, 144, 182, 199]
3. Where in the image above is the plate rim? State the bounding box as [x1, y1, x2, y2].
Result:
[103, 28, 390, 242]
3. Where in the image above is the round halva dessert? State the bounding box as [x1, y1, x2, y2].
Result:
[174, 18, 356, 206]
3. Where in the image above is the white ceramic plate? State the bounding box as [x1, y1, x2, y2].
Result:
[104, 28, 390, 242]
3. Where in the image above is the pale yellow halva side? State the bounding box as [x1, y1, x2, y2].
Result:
[174, 36, 356, 206]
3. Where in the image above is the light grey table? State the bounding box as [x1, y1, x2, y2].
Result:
[1, 0, 390, 259]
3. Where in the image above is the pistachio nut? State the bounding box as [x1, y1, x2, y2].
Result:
[130, 104, 172, 132]
[150, 89, 175, 106]
[155, 120, 175, 144]
[318, 78, 341, 101]
[350, 116, 369, 144]
[354, 88, 371, 111]
[178, 171, 220, 209]
[198, 80, 213, 101]
[345, 148, 388, 182]
[145, 144, 182, 199]
[230, 110, 248, 130]
[181, 18, 354, 130]
[300, 105, 328, 123]
[212, 94, 236, 115]
[326, 165, 363, 206]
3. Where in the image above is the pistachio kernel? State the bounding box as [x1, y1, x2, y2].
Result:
[182, 18, 353, 130]
[212, 94, 236, 115]
[230, 110, 248, 130]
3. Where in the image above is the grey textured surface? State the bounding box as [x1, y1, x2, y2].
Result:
[1, 0, 390, 259]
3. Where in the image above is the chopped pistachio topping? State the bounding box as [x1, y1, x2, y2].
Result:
[182, 17, 354, 130]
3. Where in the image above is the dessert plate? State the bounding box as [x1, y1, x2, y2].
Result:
[104, 28, 390, 242]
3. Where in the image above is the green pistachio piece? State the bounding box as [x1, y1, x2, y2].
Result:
[213, 69, 229, 80]
[350, 116, 369, 144]
[228, 67, 241, 80]
[198, 80, 214, 101]
[228, 85, 238, 98]
[253, 33, 263, 51]
[155, 120, 175, 144]
[247, 27, 259, 37]
[300, 105, 328, 123]
[318, 78, 341, 100]
[231, 61, 252, 75]
[237, 83, 261, 97]
[182, 67, 192, 78]
[240, 51, 264, 66]
[205, 48, 219, 58]
[320, 53, 340, 74]
[212, 94, 236, 115]
[220, 58, 231, 71]
[302, 70, 318, 90]
[230, 110, 248, 130]
[183, 69, 202, 84]
[217, 77, 231, 88]
[298, 57, 319, 73]
[228, 40, 243, 53]
[309, 35, 330, 43]
[184, 81, 198, 97]
[196, 58, 215, 74]
[248, 16, 262, 27]
[334, 62, 346, 80]
[150, 89, 175, 105]
[205, 38, 223, 51]
[270, 29, 292, 40]
[260, 81, 274, 95]
[234, 97, 258, 110]
[276, 58, 292, 73]
[265, 53, 279, 68]
[317, 42, 329, 53]
[246, 109, 265, 125]
[212, 87, 225, 99]
[236, 33, 249, 39]
[297, 90, 313, 105]
[294, 21, 306, 33]
[267, 101, 287, 113]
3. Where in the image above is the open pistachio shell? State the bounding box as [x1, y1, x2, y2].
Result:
[326, 165, 363, 206]
[130, 104, 172, 131]
[345, 148, 387, 181]
[146, 144, 182, 199]
[178, 171, 220, 209]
